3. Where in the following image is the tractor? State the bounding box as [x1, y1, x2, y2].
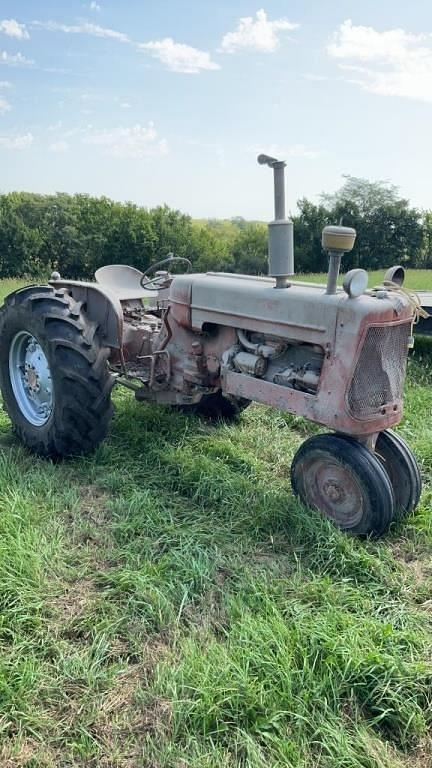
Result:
[0, 155, 422, 537]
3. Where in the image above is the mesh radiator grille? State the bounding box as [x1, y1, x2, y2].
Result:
[347, 322, 411, 419]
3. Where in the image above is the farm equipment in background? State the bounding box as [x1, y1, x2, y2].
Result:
[0, 155, 422, 538]
[415, 293, 432, 335]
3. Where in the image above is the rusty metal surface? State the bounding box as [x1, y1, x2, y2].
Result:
[49, 279, 124, 349]
[169, 272, 411, 341]
[347, 322, 411, 419]
[222, 367, 403, 436]
[50, 267, 416, 441]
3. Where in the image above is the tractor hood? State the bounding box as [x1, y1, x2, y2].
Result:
[169, 272, 413, 347]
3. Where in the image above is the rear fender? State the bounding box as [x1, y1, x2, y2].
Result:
[48, 280, 123, 349]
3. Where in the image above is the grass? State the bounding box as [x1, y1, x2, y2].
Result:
[0, 273, 430, 766]
[295, 269, 432, 292]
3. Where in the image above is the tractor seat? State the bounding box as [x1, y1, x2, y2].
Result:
[95, 264, 153, 301]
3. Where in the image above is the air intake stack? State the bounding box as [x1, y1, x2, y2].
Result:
[322, 225, 357, 295]
[257, 153, 294, 288]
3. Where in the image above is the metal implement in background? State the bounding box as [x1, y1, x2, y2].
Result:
[415, 293, 432, 335]
[0, 154, 422, 539]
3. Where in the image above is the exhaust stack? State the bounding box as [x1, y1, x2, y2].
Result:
[257, 154, 294, 288]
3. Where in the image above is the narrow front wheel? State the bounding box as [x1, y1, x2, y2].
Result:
[290, 433, 395, 537]
[375, 429, 421, 519]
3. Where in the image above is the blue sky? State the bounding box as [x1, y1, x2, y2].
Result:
[0, 1, 431, 219]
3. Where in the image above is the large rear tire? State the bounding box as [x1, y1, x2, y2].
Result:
[290, 433, 395, 537]
[0, 285, 114, 458]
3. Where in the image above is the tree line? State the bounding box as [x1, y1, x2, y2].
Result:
[0, 176, 431, 280]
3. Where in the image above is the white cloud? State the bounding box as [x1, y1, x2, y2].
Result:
[48, 120, 63, 131]
[83, 123, 168, 158]
[32, 18, 220, 75]
[89, 2, 101, 11]
[0, 80, 12, 88]
[0, 19, 29, 40]
[120, 101, 131, 109]
[49, 140, 69, 152]
[32, 20, 130, 44]
[221, 8, 298, 54]
[0, 51, 33, 67]
[0, 96, 11, 113]
[0, 132, 33, 149]
[140, 37, 219, 73]
[328, 19, 432, 103]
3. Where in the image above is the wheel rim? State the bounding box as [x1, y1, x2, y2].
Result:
[298, 451, 364, 528]
[9, 331, 54, 426]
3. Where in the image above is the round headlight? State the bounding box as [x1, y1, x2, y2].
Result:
[343, 269, 368, 298]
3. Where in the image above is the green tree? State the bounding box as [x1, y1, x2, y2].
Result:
[321, 176, 423, 270]
[293, 199, 330, 273]
[232, 223, 268, 275]
[419, 211, 432, 267]
[189, 222, 233, 272]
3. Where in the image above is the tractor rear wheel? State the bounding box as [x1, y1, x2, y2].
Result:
[290, 433, 395, 537]
[375, 429, 421, 519]
[0, 285, 114, 458]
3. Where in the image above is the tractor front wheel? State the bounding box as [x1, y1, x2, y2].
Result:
[375, 429, 421, 519]
[0, 285, 114, 458]
[290, 433, 395, 537]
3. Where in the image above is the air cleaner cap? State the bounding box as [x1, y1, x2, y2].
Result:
[322, 225, 356, 253]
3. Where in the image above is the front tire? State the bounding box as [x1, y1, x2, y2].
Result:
[290, 433, 395, 537]
[0, 285, 114, 458]
[375, 429, 422, 519]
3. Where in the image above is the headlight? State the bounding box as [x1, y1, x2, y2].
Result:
[343, 269, 368, 298]
[384, 265, 405, 286]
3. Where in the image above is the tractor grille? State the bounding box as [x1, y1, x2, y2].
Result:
[347, 322, 411, 419]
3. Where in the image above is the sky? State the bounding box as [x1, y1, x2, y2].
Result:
[0, 1, 432, 219]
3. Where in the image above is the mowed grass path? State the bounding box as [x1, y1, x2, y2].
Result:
[0, 273, 430, 767]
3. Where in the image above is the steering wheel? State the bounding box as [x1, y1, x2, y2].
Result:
[140, 253, 192, 291]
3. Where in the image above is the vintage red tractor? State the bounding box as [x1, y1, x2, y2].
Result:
[0, 155, 421, 537]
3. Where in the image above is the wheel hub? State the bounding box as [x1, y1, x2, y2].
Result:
[9, 332, 53, 426]
[300, 453, 364, 528]
[323, 479, 346, 504]
[25, 364, 39, 392]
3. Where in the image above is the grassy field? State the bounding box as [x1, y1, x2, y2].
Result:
[0, 274, 431, 767]
[295, 269, 432, 291]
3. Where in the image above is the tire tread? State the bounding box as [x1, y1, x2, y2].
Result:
[0, 285, 114, 458]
